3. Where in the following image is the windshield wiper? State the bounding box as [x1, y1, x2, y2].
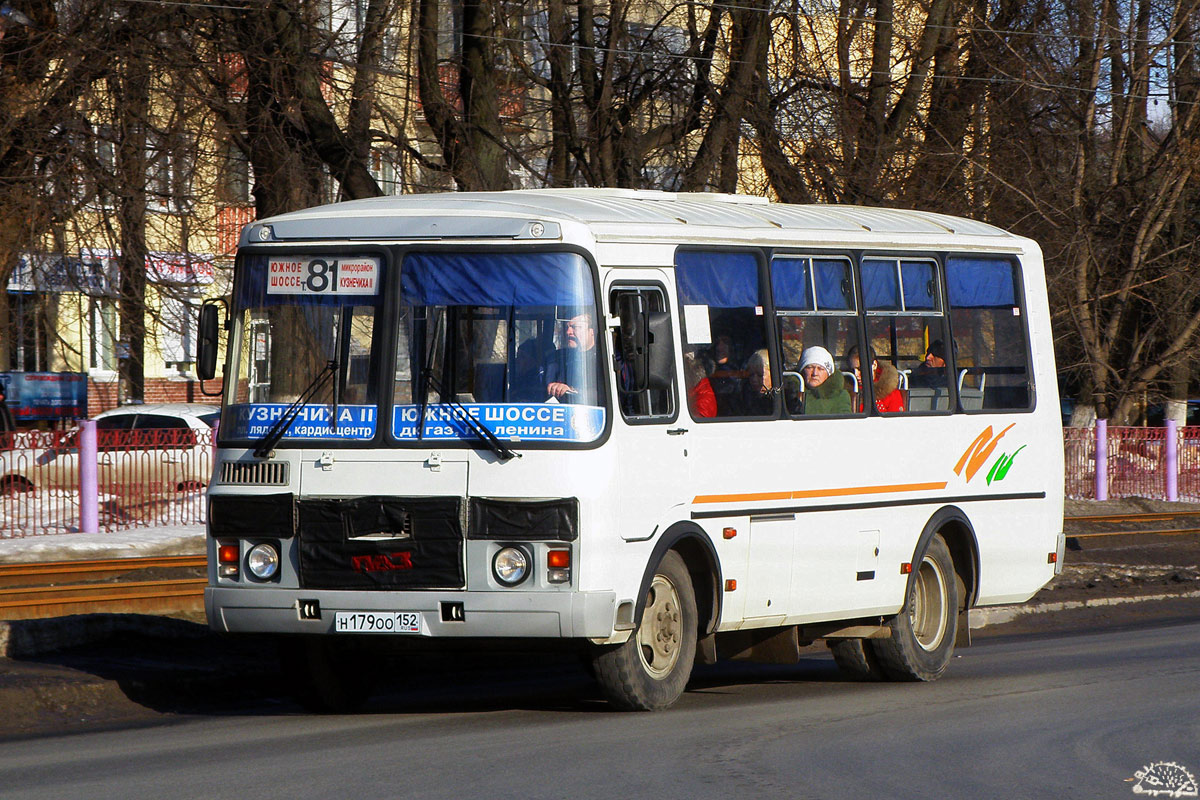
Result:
[252, 360, 339, 458]
[419, 368, 519, 462]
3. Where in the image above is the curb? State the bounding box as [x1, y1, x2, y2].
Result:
[969, 589, 1200, 629]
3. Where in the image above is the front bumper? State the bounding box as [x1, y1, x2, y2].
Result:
[206, 586, 618, 639]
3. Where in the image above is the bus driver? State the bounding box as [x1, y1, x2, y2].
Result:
[546, 313, 598, 404]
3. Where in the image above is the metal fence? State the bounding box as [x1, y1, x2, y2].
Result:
[1063, 427, 1095, 499]
[1107, 425, 1168, 500]
[0, 428, 212, 538]
[1064, 424, 1200, 501]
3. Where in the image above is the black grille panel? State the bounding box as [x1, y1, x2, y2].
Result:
[297, 496, 464, 590]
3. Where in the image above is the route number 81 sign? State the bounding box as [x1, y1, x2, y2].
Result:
[267, 256, 380, 296]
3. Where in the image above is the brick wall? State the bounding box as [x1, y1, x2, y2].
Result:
[86, 377, 225, 417]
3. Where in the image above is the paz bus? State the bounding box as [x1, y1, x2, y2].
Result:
[199, 189, 1064, 711]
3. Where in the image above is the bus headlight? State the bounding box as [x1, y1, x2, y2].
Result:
[492, 546, 531, 587]
[246, 543, 280, 580]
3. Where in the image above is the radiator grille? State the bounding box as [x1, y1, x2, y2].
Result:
[217, 460, 289, 486]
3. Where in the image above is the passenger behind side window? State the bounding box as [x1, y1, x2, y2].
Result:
[799, 346, 852, 415]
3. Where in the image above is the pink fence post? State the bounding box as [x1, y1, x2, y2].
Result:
[1095, 419, 1108, 501]
[78, 419, 98, 534]
[1166, 419, 1179, 501]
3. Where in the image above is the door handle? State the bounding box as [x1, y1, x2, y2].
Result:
[666, 428, 688, 436]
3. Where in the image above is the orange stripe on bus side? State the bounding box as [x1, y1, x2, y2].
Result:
[692, 481, 949, 505]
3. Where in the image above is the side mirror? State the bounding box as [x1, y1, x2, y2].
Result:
[645, 312, 673, 391]
[617, 294, 650, 392]
[616, 295, 673, 392]
[197, 303, 220, 381]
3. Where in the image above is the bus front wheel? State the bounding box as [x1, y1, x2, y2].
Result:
[591, 551, 697, 711]
[872, 534, 958, 681]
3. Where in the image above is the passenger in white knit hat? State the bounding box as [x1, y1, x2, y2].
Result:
[797, 345, 852, 415]
[799, 346, 835, 387]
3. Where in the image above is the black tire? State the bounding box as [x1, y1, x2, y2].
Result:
[828, 638, 887, 681]
[870, 534, 958, 681]
[279, 635, 375, 713]
[0, 476, 33, 496]
[591, 551, 698, 711]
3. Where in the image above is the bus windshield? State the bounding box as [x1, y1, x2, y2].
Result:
[392, 251, 605, 444]
[222, 254, 386, 443]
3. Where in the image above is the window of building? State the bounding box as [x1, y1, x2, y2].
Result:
[146, 132, 195, 214]
[370, 148, 400, 195]
[89, 297, 117, 373]
[159, 293, 199, 373]
[218, 142, 253, 205]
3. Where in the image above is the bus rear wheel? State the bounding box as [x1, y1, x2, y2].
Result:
[828, 638, 887, 681]
[591, 551, 697, 711]
[871, 534, 958, 681]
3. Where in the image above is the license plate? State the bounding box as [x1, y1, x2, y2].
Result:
[333, 611, 423, 634]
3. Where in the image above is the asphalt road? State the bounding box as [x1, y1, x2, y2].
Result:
[1, 620, 1197, 800]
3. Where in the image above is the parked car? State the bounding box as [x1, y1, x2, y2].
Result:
[0, 403, 219, 495]
[1061, 398, 1076, 426]
[1145, 400, 1200, 428]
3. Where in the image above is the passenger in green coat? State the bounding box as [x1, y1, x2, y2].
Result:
[799, 345, 852, 415]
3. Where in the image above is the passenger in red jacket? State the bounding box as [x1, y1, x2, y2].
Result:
[684, 352, 717, 418]
[848, 345, 905, 413]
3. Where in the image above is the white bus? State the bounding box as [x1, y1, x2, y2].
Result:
[200, 189, 1064, 711]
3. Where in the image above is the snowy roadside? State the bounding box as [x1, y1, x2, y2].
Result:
[0, 523, 204, 564]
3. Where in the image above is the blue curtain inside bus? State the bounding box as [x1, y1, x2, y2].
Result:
[402, 252, 593, 307]
[675, 251, 759, 307]
[900, 261, 937, 309]
[770, 259, 853, 311]
[862, 260, 901, 310]
[946, 258, 1017, 308]
[770, 259, 813, 310]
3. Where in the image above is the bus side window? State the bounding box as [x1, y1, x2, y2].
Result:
[609, 286, 676, 420]
[675, 250, 776, 420]
[946, 257, 1033, 411]
[863, 257, 950, 413]
[772, 256, 861, 417]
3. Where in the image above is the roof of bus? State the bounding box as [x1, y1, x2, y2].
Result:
[243, 189, 1024, 246]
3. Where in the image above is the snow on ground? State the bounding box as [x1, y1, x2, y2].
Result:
[0, 522, 204, 564]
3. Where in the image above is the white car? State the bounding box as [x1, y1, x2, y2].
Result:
[0, 403, 220, 495]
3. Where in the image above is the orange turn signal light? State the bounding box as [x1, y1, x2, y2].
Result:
[547, 549, 570, 569]
[725, 579, 737, 591]
[218, 544, 240, 564]
[1048, 552, 1058, 564]
[900, 562, 913, 575]
[722, 527, 737, 539]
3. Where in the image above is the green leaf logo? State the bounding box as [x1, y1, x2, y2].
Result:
[986, 444, 1027, 485]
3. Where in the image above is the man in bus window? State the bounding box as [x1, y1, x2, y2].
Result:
[741, 349, 775, 416]
[909, 339, 949, 389]
[705, 333, 745, 416]
[799, 346, 852, 415]
[546, 313, 598, 404]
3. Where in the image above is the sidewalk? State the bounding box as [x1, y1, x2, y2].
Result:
[0, 523, 205, 565]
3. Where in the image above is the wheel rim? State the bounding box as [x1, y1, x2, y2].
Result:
[637, 573, 683, 679]
[910, 555, 949, 651]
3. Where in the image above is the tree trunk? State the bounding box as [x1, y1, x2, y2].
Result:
[114, 55, 150, 404]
